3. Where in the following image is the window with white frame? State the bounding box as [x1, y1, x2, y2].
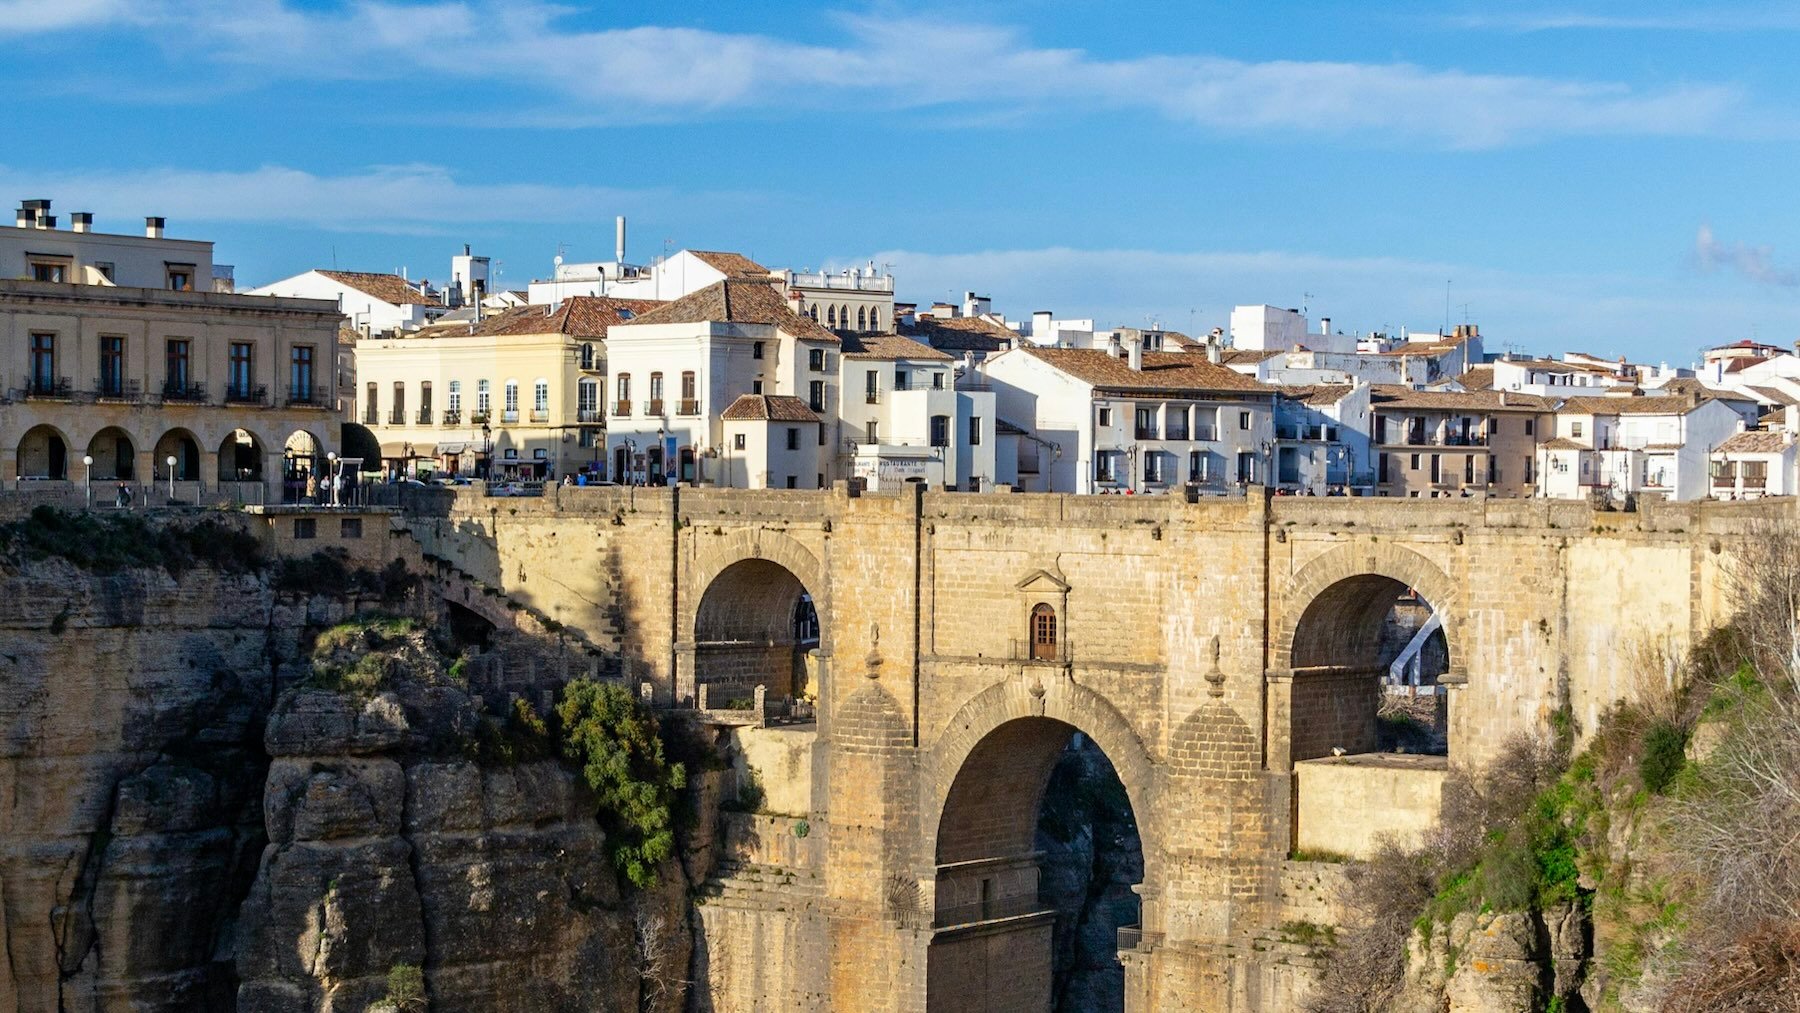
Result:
[448, 380, 461, 414]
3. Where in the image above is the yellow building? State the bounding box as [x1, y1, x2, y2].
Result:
[353, 296, 658, 480]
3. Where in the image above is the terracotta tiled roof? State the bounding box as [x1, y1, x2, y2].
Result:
[1278, 384, 1357, 406]
[474, 297, 662, 337]
[1456, 366, 1494, 390]
[1020, 347, 1272, 395]
[620, 280, 839, 343]
[1219, 348, 1282, 365]
[1540, 437, 1590, 451]
[688, 251, 770, 278]
[1370, 386, 1555, 411]
[1744, 385, 1800, 406]
[1656, 377, 1755, 402]
[720, 394, 820, 422]
[841, 333, 953, 362]
[1716, 430, 1792, 454]
[901, 314, 1020, 353]
[1558, 395, 1706, 416]
[317, 270, 437, 306]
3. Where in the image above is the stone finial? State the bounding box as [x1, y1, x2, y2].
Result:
[1205, 634, 1226, 698]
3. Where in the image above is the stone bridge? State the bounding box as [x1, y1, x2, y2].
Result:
[397, 484, 1776, 1012]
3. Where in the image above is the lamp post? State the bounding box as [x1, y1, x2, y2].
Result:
[81, 455, 93, 507]
[480, 422, 492, 480]
[657, 427, 667, 486]
[327, 452, 338, 506]
[165, 455, 177, 502]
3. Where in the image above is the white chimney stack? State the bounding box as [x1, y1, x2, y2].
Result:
[145, 216, 166, 239]
[1107, 333, 1123, 359]
[1127, 336, 1144, 371]
[1320, 317, 1331, 335]
[615, 216, 627, 265]
[1032, 310, 1053, 340]
[71, 212, 93, 233]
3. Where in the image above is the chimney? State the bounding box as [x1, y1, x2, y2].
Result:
[1127, 336, 1143, 371]
[1107, 333, 1123, 359]
[14, 206, 28, 228]
[1320, 317, 1331, 335]
[615, 216, 627, 264]
[145, 216, 165, 239]
[22, 198, 51, 229]
[1499, 390, 1508, 406]
[70, 212, 93, 233]
[1206, 335, 1222, 365]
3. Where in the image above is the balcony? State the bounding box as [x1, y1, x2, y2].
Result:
[1134, 426, 1160, 441]
[27, 375, 73, 400]
[441, 409, 462, 426]
[362, 408, 379, 425]
[1276, 423, 1338, 442]
[286, 385, 323, 407]
[647, 398, 665, 416]
[162, 381, 208, 404]
[417, 408, 434, 425]
[530, 409, 549, 423]
[1191, 424, 1218, 442]
[224, 383, 268, 406]
[501, 410, 519, 423]
[387, 409, 407, 425]
[577, 409, 603, 423]
[614, 400, 632, 417]
[865, 390, 881, 405]
[471, 411, 490, 425]
[1382, 429, 1487, 448]
[95, 378, 144, 403]
[677, 399, 700, 417]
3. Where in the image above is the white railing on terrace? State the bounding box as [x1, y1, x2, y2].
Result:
[789, 272, 896, 293]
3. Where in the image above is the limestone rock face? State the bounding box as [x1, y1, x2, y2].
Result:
[0, 561, 276, 1012]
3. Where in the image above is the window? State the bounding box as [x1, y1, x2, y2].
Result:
[420, 381, 433, 419]
[1135, 406, 1158, 440]
[786, 476, 798, 489]
[1096, 451, 1123, 483]
[1097, 406, 1113, 427]
[1524, 418, 1535, 436]
[166, 265, 194, 291]
[1144, 451, 1165, 483]
[932, 372, 944, 389]
[867, 419, 880, 443]
[753, 341, 765, 360]
[293, 518, 317, 540]
[166, 338, 191, 393]
[681, 370, 696, 400]
[534, 379, 549, 413]
[896, 369, 909, 391]
[1493, 463, 1503, 484]
[1464, 455, 1474, 483]
[808, 304, 819, 321]
[391, 382, 405, 423]
[1430, 455, 1442, 483]
[30, 332, 55, 390]
[578, 380, 598, 418]
[1379, 453, 1390, 483]
[228, 342, 252, 397]
[504, 380, 519, 419]
[827, 305, 838, 328]
[1030, 603, 1057, 661]
[290, 345, 315, 401]
[869, 307, 880, 331]
[94, 262, 114, 283]
[448, 380, 462, 414]
[340, 518, 363, 539]
[534, 448, 548, 460]
[1166, 406, 1189, 441]
[786, 428, 800, 451]
[865, 369, 879, 404]
[1238, 410, 1251, 430]
[1236, 451, 1255, 483]
[580, 343, 595, 370]
[101, 336, 126, 396]
[615, 373, 631, 405]
[365, 382, 378, 422]
[930, 414, 950, 447]
[1524, 458, 1533, 483]
[809, 380, 825, 412]
[818, 425, 826, 446]
[1572, 421, 1584, 438]
[1410, 453, 1420, 471]
[969, 416, 983, 445]
[809, 348, 826, 372]
[857, 307, 866, 330]
[649, 372, 664, 408]
[30, 259, 67, 282]
[477, 379, 491, 414]
[1189, 450, 1213, 483]
[734, 433, 746, 450]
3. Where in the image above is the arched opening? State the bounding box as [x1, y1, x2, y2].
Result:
[1284, 570, 1453, 858]
[1030, 603, 1058, 661]
[930, 718, 1143, 1013]
[17, 425, 69, 480]
[692, 558, 819, 702]
[152, 428, 201, 481]
[283, 430, 322, 502]
[85, 427, 136, 481]
[218, 428, 265, 482]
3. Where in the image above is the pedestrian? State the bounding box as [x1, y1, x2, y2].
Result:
[304, 472, 317, 504]
[115, 482, 130, 509]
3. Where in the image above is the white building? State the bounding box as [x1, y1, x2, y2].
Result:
[6, 199, 230, 292]
[1709, 427, 1797, 499]
[527, 247, 774, 305]
[249, 269, 446, 336]
[1272, 384, 1374, 493]
[602, 279, 840, 487]
[1536, 392, 1744, 502]
[839, 333, 996, 491]
[981, 337, 1277, 494]
[786, 265, 895, 335]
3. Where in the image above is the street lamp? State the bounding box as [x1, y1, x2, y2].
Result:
[81, 455, 93, 507]
[480, 422, 492, 480]
[327, 452, 338, 506]
[165, 454, 177, 502]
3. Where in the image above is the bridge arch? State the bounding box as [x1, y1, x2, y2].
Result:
[1272, 542, 1463, 676]
[920, 680, 1160, 1011]
[681, 531, 827, 704]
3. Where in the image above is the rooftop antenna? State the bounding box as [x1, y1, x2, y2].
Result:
[1444, 280, 1452, 335]
[331, 245, 337, 270]
[1460, 302, 1471, 325]
[1302, 291, 1314, 316]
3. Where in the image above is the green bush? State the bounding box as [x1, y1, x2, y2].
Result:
[384, 962, 426, 1012]
[1639, 720, 1687, 795]
[556, 679, 687, 889]
[0, 506, 264, 575]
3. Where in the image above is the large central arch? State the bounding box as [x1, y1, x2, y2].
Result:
[921, 682, 1160, 1013]
[681, 532, 827, 707]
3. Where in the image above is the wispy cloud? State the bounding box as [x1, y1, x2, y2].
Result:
[0, 1, 1753, 148]
[1452, 7, 1800, 32]
[1694, 223, 1800, 287]
[0, 162, 660, 233]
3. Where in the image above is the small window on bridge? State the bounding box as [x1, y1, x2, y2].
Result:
[1030, 603, 1057, 661]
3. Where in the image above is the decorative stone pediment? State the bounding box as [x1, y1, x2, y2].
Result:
[1013, 568, 1070, 594]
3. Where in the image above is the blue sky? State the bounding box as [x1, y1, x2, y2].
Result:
[5, 0, 1800, 364]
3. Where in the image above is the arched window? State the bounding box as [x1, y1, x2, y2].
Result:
[827, 305, 838, 328]
[476, 378, 490, 415]
[809, 304, 819, 322]
[1030, 603, 1057, 661]
[869, 306, 880, 331]
[616, 372, 631, 414]
[857, 306, 867, 330]
[447, 379, 462, 415]
[503, 379, 519, 420]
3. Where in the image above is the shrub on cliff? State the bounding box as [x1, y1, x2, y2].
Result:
[0, 505, 263, 575]
[556, 679, 687, 889]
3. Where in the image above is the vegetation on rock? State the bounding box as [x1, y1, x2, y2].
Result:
[556, 678, 688, 889]
[0, 505, 263, 574]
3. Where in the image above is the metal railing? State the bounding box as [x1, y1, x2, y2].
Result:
[577, 409, 603, 423]
[286, 385, 323, 407]
[529, 409, 548, 422]
[387, 408, 407, 425]
[865, 390, 881, 404]
[95, 377, 144, 402]
[1191, 424, 1218, 441]
[1134, 426, 1160, 440]
[28, 375, 73, 399]
[614, 400, 632, 417]
[442, 409, 462, 426]
[647, 398, 665, 416]
[501, 409, 519, 423]
[363, 408, 379, 424]
[677, 399, 700, 416]
[163, 381, 207, 403]
[224, 383, 267, 406]
[416, 407, 434, 424]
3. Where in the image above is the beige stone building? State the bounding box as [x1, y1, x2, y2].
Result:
[353, 296, 658, 480]
[1, 207, 341, 501]
[1369, 387, 1554, 498]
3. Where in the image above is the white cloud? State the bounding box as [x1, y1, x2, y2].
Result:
[0, 0, 137, 32]
[0, 162, 656, 233]
[1694, 223, 1799, 287]
[1452, 8, 1800, 32]
[3, 0, 1752, 148]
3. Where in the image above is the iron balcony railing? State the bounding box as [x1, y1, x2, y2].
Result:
[417, 407, 434, 425]
[441, 409, 462, 426]
[647, 398, 665, 416]
[224, 383, 268, 406]
[95, 377, 144, 402]
[162, 381, 207, 403]
[577, 409, 603, 423]
[677, 399, 700, 416]
[614, 400, 631, 417]
[387, 409, 407, 425]
[363, 408, 379, 424]
[286, 385, 323, 407]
